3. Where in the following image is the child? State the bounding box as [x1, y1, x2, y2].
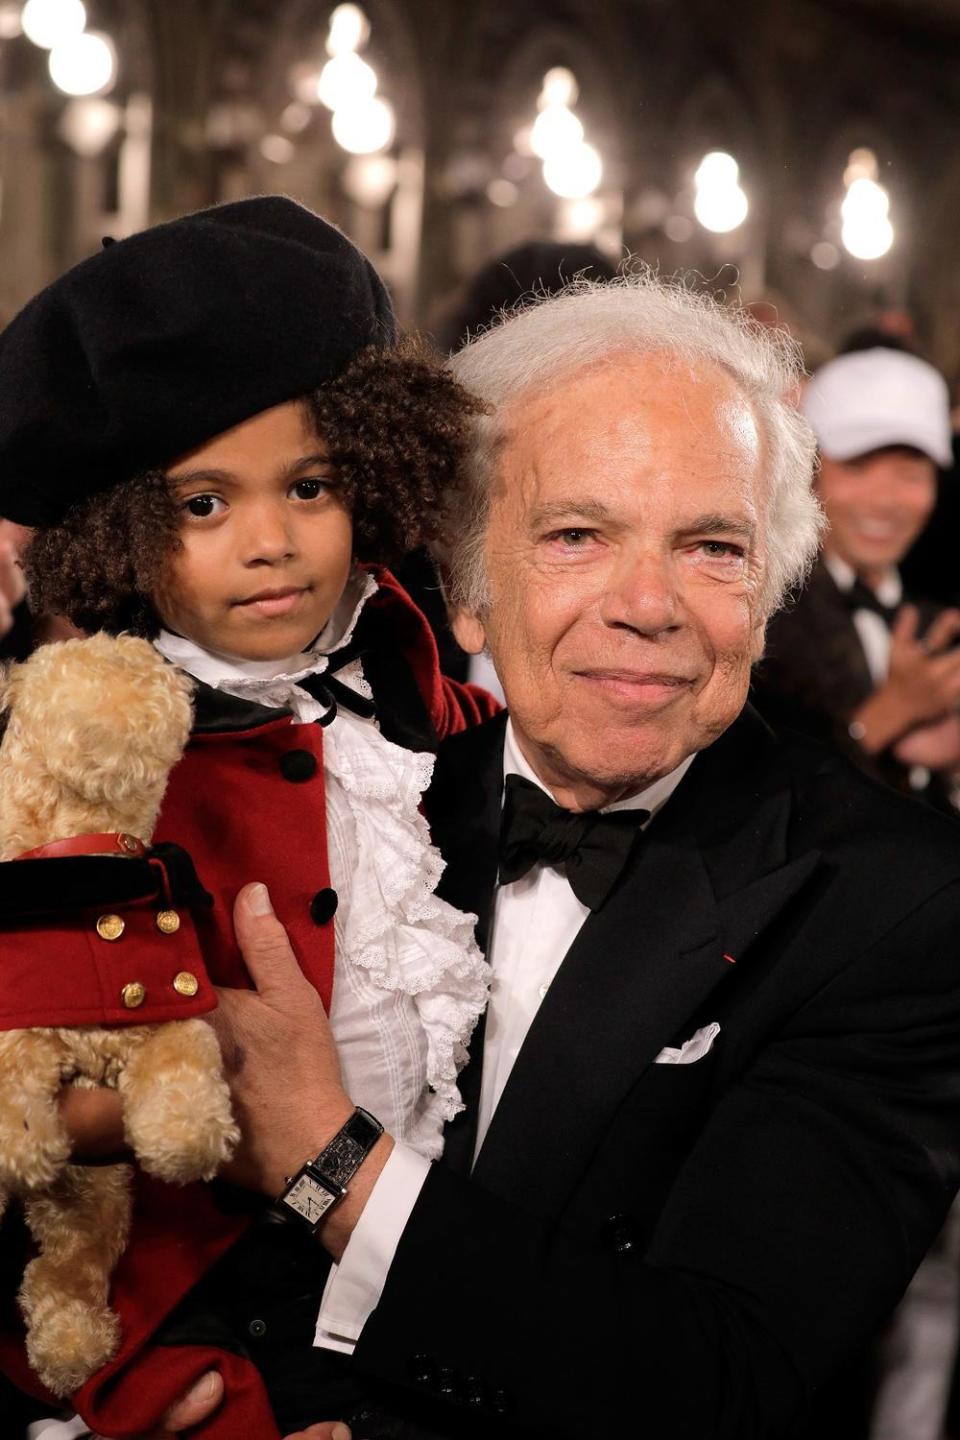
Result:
[0, 197, 494, 1438]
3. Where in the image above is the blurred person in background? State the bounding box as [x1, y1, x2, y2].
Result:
[396, 241, 616, 699]
[0, 518, 81, 659]
[755, 344, 960, 1440]
[754, 345, 960, 815]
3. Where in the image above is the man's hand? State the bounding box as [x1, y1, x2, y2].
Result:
[894, 712, 960, 771]
[102, 1368, 352, 1438]
[852, 605, 960, 752]
[208, 883, 393, 1257]
[59, 1084, 126, 1161]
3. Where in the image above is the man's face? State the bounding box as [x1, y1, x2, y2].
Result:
[455, 353, 768, 809]
[816, 445, 936, 580]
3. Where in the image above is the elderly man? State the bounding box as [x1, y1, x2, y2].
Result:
[58, 278, 960, 1440]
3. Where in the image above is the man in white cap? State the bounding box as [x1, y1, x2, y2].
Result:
[758, 344, 960, 811]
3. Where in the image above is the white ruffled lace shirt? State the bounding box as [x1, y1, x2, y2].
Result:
[154, 571, 489, 1159]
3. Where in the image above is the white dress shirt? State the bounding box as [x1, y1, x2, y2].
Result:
[820, 553, 933, 791]
[316, 721, 692, 1348]
[822, 550, 902, 688]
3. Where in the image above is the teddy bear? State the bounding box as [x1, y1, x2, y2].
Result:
[0, 632, 238, 1398]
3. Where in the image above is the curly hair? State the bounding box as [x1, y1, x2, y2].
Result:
[24, 338, 485, 638]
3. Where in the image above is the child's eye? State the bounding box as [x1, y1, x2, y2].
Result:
[183, 494, 225, 519]
[290, 477, 330, 501]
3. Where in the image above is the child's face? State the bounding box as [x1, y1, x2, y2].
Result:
[155, 401, 353, 660]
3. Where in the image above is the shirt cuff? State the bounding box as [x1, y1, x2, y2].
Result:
[314, 1140, 431, 1351]
[27, 1418, 91, 1439]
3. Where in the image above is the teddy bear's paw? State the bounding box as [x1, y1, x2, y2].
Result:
[123, 1072, 239, 1183]
[0, 1031, 74, 1190]
[119, 1020, 239, 1182]
[24, 1296, 121, 1396]
[0, 1101, 71, 1192]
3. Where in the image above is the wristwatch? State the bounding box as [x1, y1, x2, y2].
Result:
[274, 1107, 384, 1232]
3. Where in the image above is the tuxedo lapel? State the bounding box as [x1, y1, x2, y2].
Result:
[425, 712, 506, 948]
[425, 715, 505, 1176]
[469, 707, 823, 1220]
[470, 836, 726, 1214]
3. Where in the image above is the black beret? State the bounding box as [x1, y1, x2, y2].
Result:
[0, 195, 397, 526]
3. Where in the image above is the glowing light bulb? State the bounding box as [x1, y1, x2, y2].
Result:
[326, 3, 369, 56]
[693, 150, 748, 233]
[530, 104, 583, 160]
[841, 176, 893, 260]
[49, 29, 117, 97]
[540, 67, 578, 108]
[695, 151, 739, 187]
[331, 95, 394, 154]
[543, 140, 602, 199]
[21, 0, 85, 49]
[317, 52, 377, 111]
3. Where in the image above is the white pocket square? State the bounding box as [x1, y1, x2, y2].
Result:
[654, 1021, 720, 1066]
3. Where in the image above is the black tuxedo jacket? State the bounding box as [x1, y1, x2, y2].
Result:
[753, 559, 947, 806]
[353, 706, 960, 1439]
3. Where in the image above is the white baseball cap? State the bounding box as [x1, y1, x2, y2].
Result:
[801, 347, 953, 468]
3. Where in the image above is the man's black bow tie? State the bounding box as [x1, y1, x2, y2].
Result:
[498, 774, 649, 912]
[843, 578, 900, 628]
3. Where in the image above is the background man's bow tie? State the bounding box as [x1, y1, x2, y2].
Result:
[843, 578, 900, 627]
[498, 773, 649, 911]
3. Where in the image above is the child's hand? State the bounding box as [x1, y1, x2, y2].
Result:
[209, 882, 393, 1256]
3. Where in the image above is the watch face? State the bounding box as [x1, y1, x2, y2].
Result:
[283, 1172, 338, 1226]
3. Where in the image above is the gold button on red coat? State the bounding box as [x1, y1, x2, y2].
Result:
[156, 910, 180, 935]
[121, 981, 146, 1008]
[173, 971, 199, 997]
[97, 914, 125, 941]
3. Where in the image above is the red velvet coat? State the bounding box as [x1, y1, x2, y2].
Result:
[0, 569, 497, 1439]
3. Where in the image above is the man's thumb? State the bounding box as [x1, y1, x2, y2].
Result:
[161, 1369, 224, 1430]
[233, 883, 306, 998]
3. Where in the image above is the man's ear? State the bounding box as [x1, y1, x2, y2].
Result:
[750, 613, 768, 664]
[450, 608, 488, 656]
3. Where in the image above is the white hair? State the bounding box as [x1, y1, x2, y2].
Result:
[443, 269, 823, 619]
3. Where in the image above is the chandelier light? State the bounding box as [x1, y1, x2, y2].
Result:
[326, 3, 369, 56]
[543, 141, 603, 201]
[531, 69, 603, 201]
[840, 150, 893, 260]
[693, 150, 749, 233]
[20, 0, 85, 49]
[331, 95, 395, 154]
[317, 51, 377, 111]
[48, 28, 116, 96]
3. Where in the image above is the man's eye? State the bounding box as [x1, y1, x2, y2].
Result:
[700, 540, 744, 558]
[551, 528, 594, 547]
[183, 494, 224, 518]
[291, 477, 329, 500]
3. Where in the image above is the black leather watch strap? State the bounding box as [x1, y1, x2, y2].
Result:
[312, 1107, 384, 1188]
[274, 1108, 384, 1232]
